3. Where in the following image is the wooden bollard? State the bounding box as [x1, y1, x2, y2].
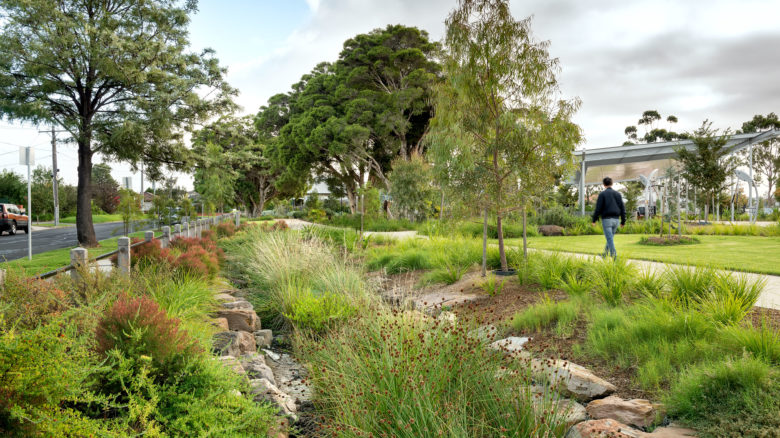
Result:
[70, 247, 88, 284]
[117, 237, 131, 274]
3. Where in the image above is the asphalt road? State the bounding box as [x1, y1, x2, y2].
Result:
[0, 222, 152, 262]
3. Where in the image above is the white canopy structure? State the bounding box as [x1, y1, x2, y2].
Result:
[573, 129, 780, 220]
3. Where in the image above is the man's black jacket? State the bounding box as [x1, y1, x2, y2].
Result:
[591, 187, 626, 225]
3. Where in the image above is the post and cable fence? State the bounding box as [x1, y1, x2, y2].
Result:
[18, 212, 241, 284]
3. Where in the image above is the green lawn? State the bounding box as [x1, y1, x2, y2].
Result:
[2, 230, 159, 276]
[504, 234, 780, 276]
[61, 214, 123, 224]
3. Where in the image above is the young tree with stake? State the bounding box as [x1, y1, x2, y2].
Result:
[430, 0, 581, 271]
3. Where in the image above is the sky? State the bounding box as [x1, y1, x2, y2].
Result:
[2, 0, 780, 191]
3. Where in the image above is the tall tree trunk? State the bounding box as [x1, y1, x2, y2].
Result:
[76, 140, 97, 247]
[345, 185, 357, 214]
[522, 206, 528, 259]
[497, 212, 507, 271]
[481, 208, 488, 277]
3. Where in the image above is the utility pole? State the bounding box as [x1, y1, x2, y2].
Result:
[40, 126, 66, 226]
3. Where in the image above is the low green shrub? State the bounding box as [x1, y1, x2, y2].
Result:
[722, 320, 780, 365]
[421, 265, 467, 285]
[479, 274, 505, 296]
[588, 257, 636, 306]
[0, 273, 69, 329]
[284, 289, 359, 333]
[666, 357, 780, 436]
[511, 295, 579, 335]
[299, 311, 569, 437]
[634, 268, 666, 299]
[664, 266, 718, 307]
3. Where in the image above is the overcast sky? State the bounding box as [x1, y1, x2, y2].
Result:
[2, 0, 779, 190]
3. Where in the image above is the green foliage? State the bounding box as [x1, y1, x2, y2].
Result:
[91, 163, 120, 214]
[0, 170, 25, 205]
[722, 321, 780, 365]
[665, 357, 780, 436]
[298, 311, 568, 437]
[588, 257, 637, 306]
[324, 214, 416, 231]
[118, 188, 144, 234]
[479, 275, 505, 296]
[664, 266, 718, 307]
[222, 227, 370, 330]
[511, 295, 579, 335]
[284, 289, 359, 334]
[701, 273, 766, 326]
[388, 154, 436, 221]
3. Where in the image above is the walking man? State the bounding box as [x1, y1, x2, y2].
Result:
[591, 177, 626, 258]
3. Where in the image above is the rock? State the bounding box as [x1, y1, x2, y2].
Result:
[240, 353, 276, 385]
[489, 337, 531, 358]
[214, 293, 237, 302]
[437, 310, 457, 325]
[222, 300, 254, 310]
[566, 419, 645, 438]
[250, 378, 297, 420]
[469, 324, 498, 343]
[558, 399, 588, 427]
[531, 358, 616, 401]
[531, 392, 586, 428]
[212, 317, 230, 332]
[212, 331, 241, 357]
[215, 309, 260, 332]
[268, 417, 290, 438]
[236, 330, 257, 354]
[539, 225, 565, 236]
[255, 329, 273, 348]
[263, 348, 281, 362]
[586, 395, 658, 428]
[217, 356, 246, 376]
[648, 426, 697, 437]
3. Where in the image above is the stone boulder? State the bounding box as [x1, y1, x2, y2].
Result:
[212, 317, 230, 332]
[240, 352, 276, 385]
[531, 392, 586, 428]
[214, 293, 237, 303]
[489, 337, 530, 358]
[566, 419, 645, 438]
[222, 300, 254, 310]
[236, 330, 257, 354]
[215, 309, 260, 332]
[468, 324, 498, 343]
[539, 225, 565, 236]
[250, 378, 297, 420]
[586, 395, 659, 428]
[212, 331, 241, 357]
[217, 356, 246, 376]
[648, 426, 697, 437]
[255, 329, 273, 348]
[531, 358, 616, 401]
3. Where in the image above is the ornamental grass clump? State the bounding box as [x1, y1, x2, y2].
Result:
[299, 311, 568, 437]
[588, 257, 636, 306]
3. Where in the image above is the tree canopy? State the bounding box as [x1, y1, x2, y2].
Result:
[739, 113, 780, 201]
[0, 0, 234, 245]
[259, 25, 440, 213]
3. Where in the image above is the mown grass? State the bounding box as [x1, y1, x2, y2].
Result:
[61, 213, 124, 224]
[509, 234, 780, 275]
[2, 230, 159, 276]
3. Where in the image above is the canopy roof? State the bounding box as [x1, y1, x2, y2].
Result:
[573, 129, 780, 186]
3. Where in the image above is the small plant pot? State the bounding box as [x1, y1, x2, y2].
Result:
[493, 269, 517, 277]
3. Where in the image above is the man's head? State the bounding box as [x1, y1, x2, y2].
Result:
[603, 177, 613, 187]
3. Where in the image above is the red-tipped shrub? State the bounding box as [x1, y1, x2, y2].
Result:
[2, 276, 68, 328]
[170, 236, 225, 263]
[96, 294, 197, 371]
[129, 237, 173, 267]
[215, 221, 236, 238]
[259, 220, 289, 232]
[172, 245, 219, 279]
[201, 229, 215, 241]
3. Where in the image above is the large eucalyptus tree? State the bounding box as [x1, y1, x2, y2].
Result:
[0, 0, 234, 245]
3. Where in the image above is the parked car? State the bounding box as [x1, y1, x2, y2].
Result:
[0, 204, 29, 235]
